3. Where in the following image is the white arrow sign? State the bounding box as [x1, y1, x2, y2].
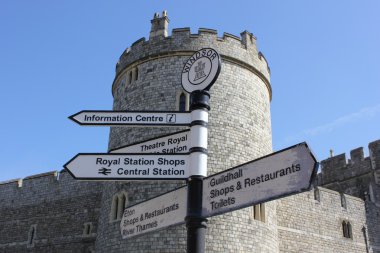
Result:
[202, 142, 318, 218]
[69, 110, 191, 127]
[110, 130, 190, 154]
[64, 153, 190, 180]
[120, 186, 187, 239]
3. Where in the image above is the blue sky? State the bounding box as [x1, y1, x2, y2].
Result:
[0, 1, 379, 181]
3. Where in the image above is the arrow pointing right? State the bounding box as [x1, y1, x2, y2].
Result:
[202, 142, 318, 218]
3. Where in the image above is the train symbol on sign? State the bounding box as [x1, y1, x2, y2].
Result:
[98, 168, 111, 175]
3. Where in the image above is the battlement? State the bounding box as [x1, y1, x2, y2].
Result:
[319, 139, 380, 186]
[115, 27, 268, 74]
[0, 169, 103, 208]
[113, 13, 271, 99]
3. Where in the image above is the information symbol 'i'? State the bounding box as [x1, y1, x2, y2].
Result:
[166, 114, 176, 123]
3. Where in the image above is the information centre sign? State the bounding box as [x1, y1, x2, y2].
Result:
[69, 110, 192, 127]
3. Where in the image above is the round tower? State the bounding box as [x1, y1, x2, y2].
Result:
[95, 12, 276, 252]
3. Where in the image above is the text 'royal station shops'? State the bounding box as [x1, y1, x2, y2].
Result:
[96, 157, 187, 176]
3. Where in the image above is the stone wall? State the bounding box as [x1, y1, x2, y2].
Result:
[366, 201, 380, 253]
[0, 170, 102, 253]
[318, 139, 380, 252]
[277, 187, 369, 253]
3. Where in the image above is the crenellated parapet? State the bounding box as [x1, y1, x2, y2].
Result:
[320, 146, 372, 185]
[0, 169, 103, 208]
[318, 140, 380, 203]
[113, 15, 271, 100]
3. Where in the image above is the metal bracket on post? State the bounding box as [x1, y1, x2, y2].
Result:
[186, 90, 210, 253]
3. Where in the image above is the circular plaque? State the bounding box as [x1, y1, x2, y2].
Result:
[181, 48, 221, 93]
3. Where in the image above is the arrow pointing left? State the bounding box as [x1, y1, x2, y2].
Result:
[64, 153, 190, 180]
[69, 110, 192, 127]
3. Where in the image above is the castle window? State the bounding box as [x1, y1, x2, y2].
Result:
[110, 192, 128, 221]
[118, 194, 127, 220]
[128, 71, 133, 84]
[341, 193, 347, 209]
[27, 225, 37, 247]
[314, 187, 320, 202]
[176, 91, 190, 111]
[179, 93, 186, 112]
[111, 195, 119, 221]
[342, 220, 353, 239]
[135, 67, 138, 81]
[252, 203, 266, 222]
[83, 222, 93, 236]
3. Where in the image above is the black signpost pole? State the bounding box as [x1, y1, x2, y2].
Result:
[186, 90, 210, 253]
[186, 175, 207, 253]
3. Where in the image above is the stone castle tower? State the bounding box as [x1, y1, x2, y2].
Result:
[95, 11, 275, 252]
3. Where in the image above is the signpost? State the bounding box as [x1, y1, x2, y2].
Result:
[202, 143, 317, 218]
[69, 110, 191, 126]
[64, 153, 190, 180]
[66, 47, 319, 253]
[181, 48, 221, 253]
[120, 186, 187, 239]
[110, 130, 190, 154]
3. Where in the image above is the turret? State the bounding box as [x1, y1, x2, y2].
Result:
[149, 11, 169, 39]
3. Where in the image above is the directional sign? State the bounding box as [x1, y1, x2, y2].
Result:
[69, 110, 191, 127]
[64, 153, 190, 180]
[201, 142, 318, 218]
[120, 186, 187, 239]
[110, 130, 190, 154]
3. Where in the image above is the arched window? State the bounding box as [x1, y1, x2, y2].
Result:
[176, 91, 190, 111]
[129, 71, 133, 84]
[110, 192, 128, 221]
[252, 203, 266, 222]
[342, 220, 353, 239]
[135, 67, 138, 81]
[179, 93, 186, 112]
[342, 221, 348, 237]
